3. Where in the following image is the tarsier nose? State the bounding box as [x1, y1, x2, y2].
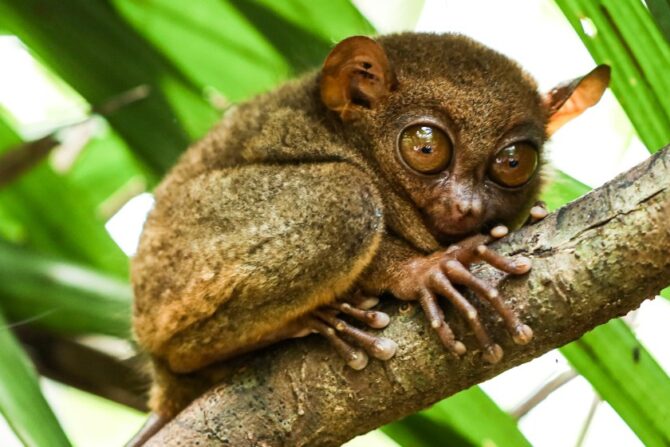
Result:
[455, 197, 483, 217]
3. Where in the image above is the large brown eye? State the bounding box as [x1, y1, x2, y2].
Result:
[399, 125, 452, 174]
[488, 143, 538, 187]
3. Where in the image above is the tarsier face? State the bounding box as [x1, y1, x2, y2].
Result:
[393, 115, 542, 240]
[377, 66, 547, 241]
[320, 34, 610, 242]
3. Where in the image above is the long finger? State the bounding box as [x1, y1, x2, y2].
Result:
[475, 245, 531, 275]
[443, 259, 500, 299]
[490, 225, 509, 239]
[429, 272, 498, 358]
[529, 201, 548, 223]
[329, 302, 390, 329]
[315, 311, 397, 360]
[418, 290, 466, 355]
[346, 293, 380, 310]
[443, 260, 532, 346]
[475, 291, 533, 345]
[308, 317, 368, 370]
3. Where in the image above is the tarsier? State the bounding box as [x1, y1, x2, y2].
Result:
[131, 32, 609, 432]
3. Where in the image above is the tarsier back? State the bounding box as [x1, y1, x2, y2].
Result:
[131, 32, 609, 423]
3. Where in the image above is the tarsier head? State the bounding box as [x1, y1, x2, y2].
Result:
[320, 33, 610, 243]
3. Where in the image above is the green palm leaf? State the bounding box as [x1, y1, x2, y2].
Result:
[0, 309, 71, 447]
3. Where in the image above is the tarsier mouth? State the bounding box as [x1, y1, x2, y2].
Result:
[428, 214, 489, 244]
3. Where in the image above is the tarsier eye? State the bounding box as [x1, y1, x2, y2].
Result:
[399, 125, 453, 174]
[488, 142, 539, 187]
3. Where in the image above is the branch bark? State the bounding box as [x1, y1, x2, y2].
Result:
[147, 146, 670, 447]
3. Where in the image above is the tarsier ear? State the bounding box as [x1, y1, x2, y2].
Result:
[544, 65, 611, 136]
[320, 36, 397, 120]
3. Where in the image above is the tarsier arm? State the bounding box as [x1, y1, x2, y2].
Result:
[132, 161, 384, 374]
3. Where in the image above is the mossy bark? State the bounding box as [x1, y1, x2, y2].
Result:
[147, 147, 670, 447]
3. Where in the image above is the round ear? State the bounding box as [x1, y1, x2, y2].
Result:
[320, 36, 397, 120]
[544, 65, 611, 136]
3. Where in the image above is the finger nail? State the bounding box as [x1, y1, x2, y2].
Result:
[513, 324, 534, 345]
[513, 257, 532, 273]
[490, 225, 509, 238]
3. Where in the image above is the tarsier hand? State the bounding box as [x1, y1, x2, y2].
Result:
[391, 201, 548, 364]
[391, 227, 532, 363]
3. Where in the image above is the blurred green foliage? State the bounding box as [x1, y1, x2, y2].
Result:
[0, 309, 71, 447]
[383, 387, 531, 447]
[0, 114, 128, 277]
[557, 0, 670, 152]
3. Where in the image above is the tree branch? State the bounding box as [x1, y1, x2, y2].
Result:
[147, 146, 670, 447]
[16, 328, 149, 412]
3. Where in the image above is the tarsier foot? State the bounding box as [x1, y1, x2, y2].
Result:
[307, 294, 397, 370]
[395, 225, 534, 364]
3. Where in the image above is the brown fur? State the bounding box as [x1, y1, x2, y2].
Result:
[131, 32, 607, 417]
